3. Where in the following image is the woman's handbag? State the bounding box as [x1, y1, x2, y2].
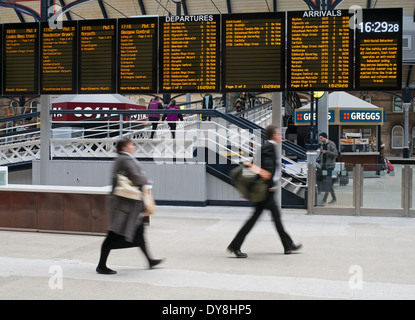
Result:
[230, 164, 269, 203]
[113, 174, 142, 201]
[142, 186, 156, 216]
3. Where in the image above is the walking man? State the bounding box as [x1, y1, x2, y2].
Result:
[227, 125, 302, 258]
[317, 132, 338, 204]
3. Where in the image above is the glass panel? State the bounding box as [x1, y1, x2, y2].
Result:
[315, 162, 354, 207]
[362, 163, 402, 209]
[412, 166, 415, 209]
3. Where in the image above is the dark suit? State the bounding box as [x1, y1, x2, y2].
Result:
[229, 141, 295, 251]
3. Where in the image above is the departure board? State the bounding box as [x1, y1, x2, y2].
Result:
[222, 12, 285, 92]
[159, 15, 220, 93]
[355, 8, 402, 90]
[118, 17, 158, 93]
[3, 23, 39, 95]
[287, 10, 353, 91]
[40, 21, 77, 94]
[78, 19, 116, 94]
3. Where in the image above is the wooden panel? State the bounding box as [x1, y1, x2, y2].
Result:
[11, 192, 37, 229]
[0, 192, 12, 228]
[38, 193, 64, 231]
[91, 195, 109, 233]
[63, 194, 91, 232]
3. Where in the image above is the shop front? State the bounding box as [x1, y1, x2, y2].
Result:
[294, 92, 384, 169]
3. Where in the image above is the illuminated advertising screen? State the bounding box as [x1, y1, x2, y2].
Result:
[118, 17, 158, 93]
[159, 15, 220, 93]
[40, 21, 77, 94]
[355, 8, 402, 90]
[222, 12, 285, 92]
[287, 10, 353, 91]
[3, 23, 39, 95]
[78, 19, 116, 94]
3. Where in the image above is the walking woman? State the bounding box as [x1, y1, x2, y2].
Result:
[96, 138, 162, 274]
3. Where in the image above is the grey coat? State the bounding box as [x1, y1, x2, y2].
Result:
[107, 152, 149, 242]
[317, 140, 338, 169]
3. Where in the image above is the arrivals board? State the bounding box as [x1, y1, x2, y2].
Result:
[118, 17, 158, 93]
[159, 15, 220, 93]
[3, 23, 39, 95]
[40, 21, 77, 94]
[287, 10, 353, 91]
[222, 12, 285, 92]
[78, 19, 116, 94]
[355, 8, 402, 90]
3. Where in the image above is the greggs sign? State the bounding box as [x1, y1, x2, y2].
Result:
[295, 110, 335, 124]
[340, 110, 383, 123]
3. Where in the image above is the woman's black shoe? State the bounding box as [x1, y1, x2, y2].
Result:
[149, 259, 163, 269]
[96, 266, 117, 274]
[227, 246, 248, 258]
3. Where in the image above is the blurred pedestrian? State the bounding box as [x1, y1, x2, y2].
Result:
[227, 125, 302, 258]
[96, 138, 162, 274]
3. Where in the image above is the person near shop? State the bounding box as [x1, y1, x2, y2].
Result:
[148, 96, 164, 139]
[227, 125, 302, 258]
[96, 138, 162, 274]
[317, 132, 338, 204]
[162, 100, 183, 139]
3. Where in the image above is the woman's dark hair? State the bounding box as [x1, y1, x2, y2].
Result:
[115, 138, 132, 154]
[170, 99, 176, 105]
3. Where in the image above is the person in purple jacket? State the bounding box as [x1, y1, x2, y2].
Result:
[162, 100, 183, 139]
[148, 96, 164, 139]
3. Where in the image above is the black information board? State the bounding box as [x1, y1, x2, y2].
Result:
[3, 23, 39, 95]
[159, 15, 220, 93]
[355, 8, 402, 90]
[78, 19, 116, 94]
[287, 10, 353, 91]
[118, 17, 158, 93]
[222, 12, 285, 92]
[40, 21, 77, 94]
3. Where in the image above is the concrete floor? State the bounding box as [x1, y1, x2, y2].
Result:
[1, 205, 415, 300]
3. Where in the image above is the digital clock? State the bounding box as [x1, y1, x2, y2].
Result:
[358, 21, 399, 33]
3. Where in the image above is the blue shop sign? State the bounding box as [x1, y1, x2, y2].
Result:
[340, 110, 383, 123]
[295, 110, 335, 124]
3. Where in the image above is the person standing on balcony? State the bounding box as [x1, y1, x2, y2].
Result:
[162, 100, 183, 139]
[317, 132, 338, 204]
[227, 125, 302, 258]
[201, 93, 214, 121]
[148, 96, 164, 139]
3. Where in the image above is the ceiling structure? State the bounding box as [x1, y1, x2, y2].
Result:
[0, 0, 413, 90]
[0, 0, 413, 23]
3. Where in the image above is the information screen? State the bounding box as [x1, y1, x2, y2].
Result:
[222, 12, 285, 92]
[78, 19, 116, 94]
[40, 21, 77, 94]
[287, 10, 353, 91]
[3, 23, 39, 95]
[118, 17, 158, 93]
[159, 15, 220, 93]
[355, 8, 402, 90]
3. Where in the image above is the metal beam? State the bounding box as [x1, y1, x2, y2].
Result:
[366, 0, 371, 8]
[273, 0, 277, 12]
[14, 9, 25, 22]
[182, 0, 188, 15]
[59, 0, 73, 21]
[226, 0, 232, 14]
[137, 0, 146, 15]
[97, 0, 108, 19]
